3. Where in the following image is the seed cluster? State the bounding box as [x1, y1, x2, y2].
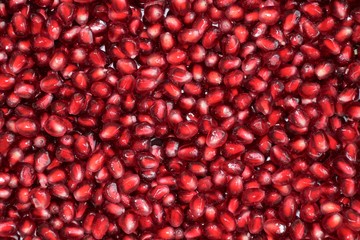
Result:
[0, 0, 359, 239]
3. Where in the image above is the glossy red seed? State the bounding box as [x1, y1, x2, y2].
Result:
[15, 118, 39, 138]
[0, 220, 16, 236]
[91, 214, 109, 239]
[241, 188, 265, 205]
[44, 115, 67, 137]
[259, 7, 280, 25]
[40, 74, 63, 94]
[264, 219, 287, 236]
[0, 0, 358, 238]
[189, 195, 205, 218]
[0, 74, 15, 90]
[118, 211, 138, 234]
[206, 128, 228, 148]
[86, 150, 106, 173]
[175, 121, 198, 140]
[118, 173, 140, 194]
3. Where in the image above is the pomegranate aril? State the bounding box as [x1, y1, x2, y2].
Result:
[118, 211, 139, 234]
[44, 115, 67, 137]
[0, 220, 17, 236]
[264, 219, 287, 236]
[0, 0, 358, 238]
[259, 7, 280, 25]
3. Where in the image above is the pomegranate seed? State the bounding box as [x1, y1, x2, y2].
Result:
[0, 0, 357, 238]
[0, 220, 16, 236]
[264, 219, 287, 236]
[91, 214, 109, 239]
[118, 211, 139, 234]
[43, 115, 67, 137]
[0, 74, 15, 91]
[259, 7, 280, 25]
[241, 188, 265, 205]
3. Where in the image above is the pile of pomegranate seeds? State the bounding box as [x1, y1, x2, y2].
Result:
[0, 0, 360, 239]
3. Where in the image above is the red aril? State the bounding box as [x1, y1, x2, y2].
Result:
[0, 0, 358, 238]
